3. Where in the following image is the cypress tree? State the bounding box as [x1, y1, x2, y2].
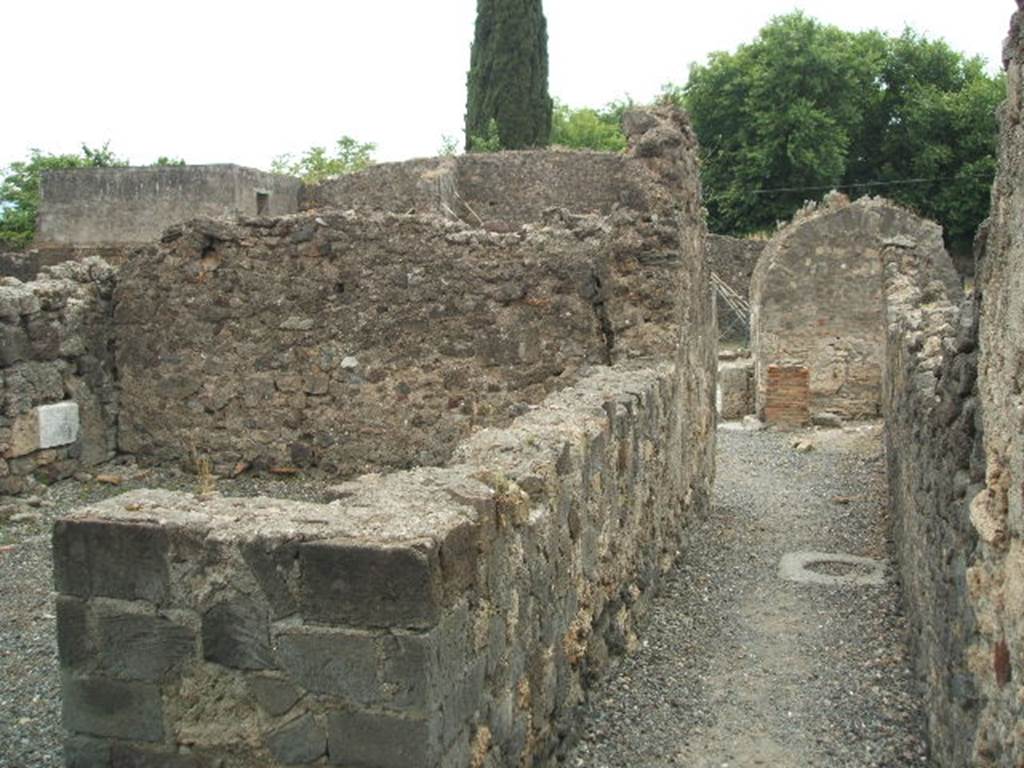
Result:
[465, 0, 553, 151]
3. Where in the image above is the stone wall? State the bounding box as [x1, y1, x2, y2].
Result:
[301, 111, 691, 232]
[881, 236, 982, 767]
[967, 6, 1024, 763]
[115, 108, 706, 478]
[54, 359, 714, 767]
[882, 9, 1024, 764]
[705, 234, 764, 342]
[1, 258, 118, 495]
[36, 165, 300, 248]
[751, 195, 959, 424]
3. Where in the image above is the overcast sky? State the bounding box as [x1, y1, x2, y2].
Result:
[2, 1, 1013, 170]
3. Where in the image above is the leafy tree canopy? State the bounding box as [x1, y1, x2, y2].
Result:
[270, 137, 376, 184]
[673, 12, 1004, 251]
[0, 143, 127, 250]
[550, 99, 630, 152]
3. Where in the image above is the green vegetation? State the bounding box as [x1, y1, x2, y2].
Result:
[550, 100, 629, 152]
[270, 136, 376, 183]
[0, 143, 127, 250]
[465, 0, 553, 151]
[673, 12, 1004, 251]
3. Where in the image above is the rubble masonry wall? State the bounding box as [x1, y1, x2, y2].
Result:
[1, 258, 118, 495]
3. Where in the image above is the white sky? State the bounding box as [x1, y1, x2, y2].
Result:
[1, 1, 1013, 170]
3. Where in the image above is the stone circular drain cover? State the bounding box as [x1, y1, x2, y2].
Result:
[779, 551, 885, 586]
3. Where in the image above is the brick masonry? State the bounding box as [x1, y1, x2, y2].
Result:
[763, 365, 809, 427]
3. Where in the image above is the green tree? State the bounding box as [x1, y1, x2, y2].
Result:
[550, 99, 629, 152]
[677, 13, 1002, 251]
[465, 0, 553, 151]
[270, 136, 376, 183]
[0, 142, 126, 250]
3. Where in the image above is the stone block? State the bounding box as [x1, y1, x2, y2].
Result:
[0, 323, 29, 366]
[62, 675, 164, 741]
[248, 675, 302, 717]
[299, 540, 441, 629]
[274, 629, 379, 704]
[53, 519, 170, 603]
[202, 596, 273, 670]
[326, 709, 438, 768]
[56, 595, 92, 670]
[65, 734, 111, 768]
[109, 745, 198, 767]
[4, 410, 39, 458]
[241, 537, 300, 619]
[97, 611, 196, 681]
[264, 712, 327, 765]
[38, 400, 80, 448]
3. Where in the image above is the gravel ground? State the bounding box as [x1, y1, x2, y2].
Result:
[568, 422, 931, 767]
[0, 425, 930, 767]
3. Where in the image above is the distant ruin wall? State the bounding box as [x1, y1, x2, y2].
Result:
[1, 259, 118, 495]
[751, 196, 959, 424]
[115, 108, 707, 477]
[36, 165, 300, 247]
[55, 360, 714, 767]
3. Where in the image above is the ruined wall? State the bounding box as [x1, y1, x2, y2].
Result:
[55, 358, 714, 768]
[705, 234, 764, 342]
[881, 237, 982, 767]
[1, 258, 118, 495]
[966, 6, 1024, 763]
[881, 9, 1024, 764]
[301, 113, 688, 232]
[115, 108, 706, 477]
[751, 196, 959, 424]
[36, 165, 300, 247]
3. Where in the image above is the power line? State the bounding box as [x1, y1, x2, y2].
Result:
[705, 172, 993, 200]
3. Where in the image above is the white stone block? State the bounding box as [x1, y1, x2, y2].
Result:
[38, 401, 80, 449]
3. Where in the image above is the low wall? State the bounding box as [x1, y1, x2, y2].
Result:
[1, 258, 118, 495]
[54, 363, 714, 767]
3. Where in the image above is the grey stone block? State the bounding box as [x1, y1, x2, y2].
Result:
[97, 612, 196, 681]
[56, 595, 92, 670]
[109, 744, 197, 767]
[241, 538, 300, 619]
[64, 734, 111, 768]
[62, 675, 164, 742]
[326, 709, 438, 767]
[275, 629, 378, 704]
[0, 323, 29, 366]
[299, 540, 440, 628]
[202, 596, 273, 670]
[265, 712, 327, 765]
[53, 520, 169, 604]
[248, 675, 302, 717]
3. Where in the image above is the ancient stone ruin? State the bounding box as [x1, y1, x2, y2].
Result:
[750, 194, 960, 426]
[2, 8, 1024, 763]
[13, 107, 721, 766]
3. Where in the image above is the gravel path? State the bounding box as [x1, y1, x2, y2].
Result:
[0, 425, 930, 767]
[568, 422, 930, 767]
